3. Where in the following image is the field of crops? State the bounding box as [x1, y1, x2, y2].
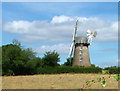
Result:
[2, 73, 119, 89]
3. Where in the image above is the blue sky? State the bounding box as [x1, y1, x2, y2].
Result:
[2, 2, 118, 22]
[2, 2, 118, 67]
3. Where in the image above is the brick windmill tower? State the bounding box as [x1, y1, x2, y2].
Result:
[68, 19, 97, 67]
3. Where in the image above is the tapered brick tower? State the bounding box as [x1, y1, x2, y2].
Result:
[72, 37, 91, 67]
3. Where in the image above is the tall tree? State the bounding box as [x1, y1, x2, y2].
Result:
[43, 51, 60, 67]
[2, 40, 37, 75]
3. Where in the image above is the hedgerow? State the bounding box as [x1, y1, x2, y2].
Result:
[36, 66, 102, 74]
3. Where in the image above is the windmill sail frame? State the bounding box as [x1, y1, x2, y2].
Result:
[68, 19, 79, 58]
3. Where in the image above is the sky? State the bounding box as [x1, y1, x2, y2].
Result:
[2, 2, 119, 68]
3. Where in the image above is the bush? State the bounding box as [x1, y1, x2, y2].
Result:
[63, 57, 73, 66]
[36, 66, 102, 74]
[104, 66, 120, 74]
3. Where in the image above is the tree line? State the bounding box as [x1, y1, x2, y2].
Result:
[2, 40, 120, 76]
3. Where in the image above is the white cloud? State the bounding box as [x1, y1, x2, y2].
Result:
[51, 15, 74, 24]
[3, 15, 118, 43]
[34, 43, 70, 54]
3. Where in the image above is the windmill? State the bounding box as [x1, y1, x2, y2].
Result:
[68, 20, 97, 67]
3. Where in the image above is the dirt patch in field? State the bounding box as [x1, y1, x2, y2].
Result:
[2, 73, 118, 89]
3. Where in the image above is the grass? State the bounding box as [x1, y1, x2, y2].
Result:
[2, 73, 119, 89]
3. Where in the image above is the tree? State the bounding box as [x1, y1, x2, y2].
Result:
[34, 57, 44, 68]
[2, 44, 22, 62]
[12, 60, 26, 75]
[12, 39, 21, 47]
[2, 40, 38, 75]
[25, 60, 36, 75]
[2, 44, 22, 75]
[91, 64, 96, 68]
[63, 57, 73, 66]
[24, 48, 36, 60]
[42, 51, 60, 67]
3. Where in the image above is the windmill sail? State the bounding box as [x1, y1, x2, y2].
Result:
[68, 19, 79, 58]
[86, 29, 97, 45]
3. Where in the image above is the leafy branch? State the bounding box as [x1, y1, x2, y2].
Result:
[77, 70, 120, 91]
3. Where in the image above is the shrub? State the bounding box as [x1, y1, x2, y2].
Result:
[36, 66, 102, 74]
[104, 66, 120, 74]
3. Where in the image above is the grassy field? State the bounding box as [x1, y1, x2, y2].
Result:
[2, 73, 119, 89]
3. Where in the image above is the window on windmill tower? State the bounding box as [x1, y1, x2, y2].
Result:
[80, 57, 83, 61]
[80, 46, 82, 50]
[81, 40, 83, 43]
[80, 51, 83, 55]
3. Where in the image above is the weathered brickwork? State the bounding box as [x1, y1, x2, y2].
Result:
[72, 44, 91, 67]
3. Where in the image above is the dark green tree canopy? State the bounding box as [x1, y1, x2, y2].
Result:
[2, 41, 39, 75]
[43, 51, 60, 67]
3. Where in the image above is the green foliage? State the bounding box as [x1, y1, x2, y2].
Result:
[97, 78, 101, 82]
[89, 88, 92, 91]
[104, 66, 120, 74]
[2, 41, 120, 90]
[36, 66, 102, 74]
[86, 81, 90, 85]
[2, 41, 42, 75]
[2, 40, 120, 76]
[102, 70, 108, 74]
[63, 57, 73, 66]
[76, 88, 83, 91]
[113, 74, 119, 81]
[80, 88, 83, 91]
[101, 80, 106, 87]
[24, 48, 36, 60]
[76, 88, 80, 91]
[12, 60, 26, 75]
[91, 80, 95, 83]
[2, 44, 21, 61]
[12, 39, 21, 47]
[109, 74, 111, 78]
[78, 72, 119, 90]
[42, 51, 60, 67]
[34, 57, 44, 68]
[5, 69, 13, 76]
[91, 64, 96, 68]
